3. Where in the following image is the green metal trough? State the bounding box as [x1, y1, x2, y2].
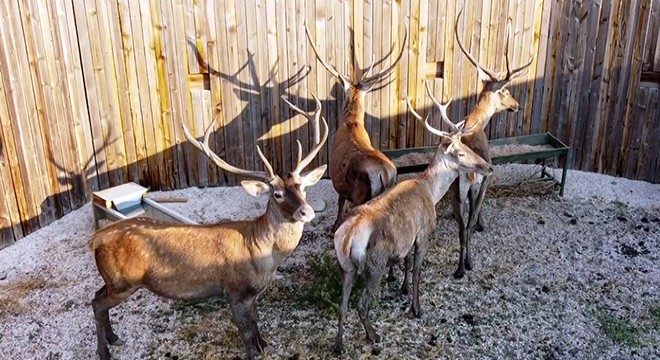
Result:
[381, 132, 571, 196]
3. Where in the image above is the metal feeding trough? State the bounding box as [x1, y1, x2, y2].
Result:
[92, 182, 197, 229]
[382, 132, 571, 196]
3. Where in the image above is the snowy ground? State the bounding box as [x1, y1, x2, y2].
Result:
[0, 164, 658, 360]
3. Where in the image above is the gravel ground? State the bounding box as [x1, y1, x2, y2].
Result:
[0, 165, 658, 360]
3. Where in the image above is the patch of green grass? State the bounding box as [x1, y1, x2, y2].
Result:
[648, 305, 660, 329]
[295, 252, 363, 317]
[595, 312, 641, 347]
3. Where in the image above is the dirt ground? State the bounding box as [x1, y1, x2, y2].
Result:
[0, 164, 658, 360]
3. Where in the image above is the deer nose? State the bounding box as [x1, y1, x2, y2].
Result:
[294, 204, 315, 223]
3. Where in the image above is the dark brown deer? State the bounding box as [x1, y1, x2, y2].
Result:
[449, 10, 534, 278]
[333, 101, 492, 353]
[90, 99, 328, 360]
[304, 23, 408, 231]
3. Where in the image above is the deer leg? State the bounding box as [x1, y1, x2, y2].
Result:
[386, 263, 397, 282]
[400, 252, 412, 295]
[466, 177, 491, 270]
[334, 268, 356, 355]
[332, 196, 347, 232]
[472, 176, 491, 233]
[230, 296, 261, 360]
[248, 298, 269, 352]
[357, 267, 384, 344]
[91, 285, 135, 360]
[411, 238, 429, 318]
[452, 195, 467, 279]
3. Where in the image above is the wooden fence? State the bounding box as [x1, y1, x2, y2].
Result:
[0, 0, 659, 247]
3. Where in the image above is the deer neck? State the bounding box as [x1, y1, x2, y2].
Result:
[420, 152, 459, 204]
[463, 94, 497, 131]
[254, 199, 305, 259]
[342, 88, 367, 126]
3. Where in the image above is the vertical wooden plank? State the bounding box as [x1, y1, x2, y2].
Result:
[311, 0, 330, 165]
[624, 87, 648, 178]
[388, 0, 401, 149]
[583, 0, 613, 171]
[617, 0, 652, 176]
[160, 0, 192, 188]
[524, 0, 549, 135]
[397, 0, 412, 148]
[640, 89, 660, 181]
[60, 0, 99, 199]
[73, 0, 111, 190]
[413, 0, 429, 148]
[23, 0, 70, 219]
[191, 89, 211, 186]
[201, 0, 222, 186]
[0, 70, 24, 242]
[117, 0, 149, 186]
[234, 0, 256, 175]
[363, 0, 375, 147]
[104, 0, 140, 185]
[275, 0, 292, 172]
[264, 0, 283, 171]
[0, 0, 49, 230]
[379, 0, 392, 149]
[48, 0, 90, 209]
[183, 0, 200, 74]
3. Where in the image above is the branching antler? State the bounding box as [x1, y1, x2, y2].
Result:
[281, 93, 329, 174]
[455, 9, 534, 83]
[305, 21, 408, 90]
[181, 120, 276, 182]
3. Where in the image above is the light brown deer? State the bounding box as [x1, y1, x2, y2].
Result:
[90, 98, 328, 360]
[332, 100, 492, 353]
[304, 23, 408, 231]
[449, 10, 534, 278]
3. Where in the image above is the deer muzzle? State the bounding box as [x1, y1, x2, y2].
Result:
[293, 204, 315, 223]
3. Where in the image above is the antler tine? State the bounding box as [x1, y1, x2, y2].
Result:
[504, 20, 512, 80]
[424, 116, 453, 139]
[423, 80, 458, 132]
[362, 54, 377, 79]
[294, 116, 329, 175]
[359, 23, 409, 86]
[281, 94, 327, 174]
[455, 9, 500, 81]
[182, 120, 275, 182]
[304, 23, 351, 85]
[406, 97, 424, 121]
[281, 93, 322, 143]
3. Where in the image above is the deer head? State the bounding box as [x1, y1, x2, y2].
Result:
[181, 98, 328, 223]
[304, 23, 408, 94]
[455, 9, 534, 113]
[407, 92, 492, 176]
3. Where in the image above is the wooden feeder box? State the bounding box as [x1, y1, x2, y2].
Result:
[92, 182, 197, 229]
[382, 133, 571, 196]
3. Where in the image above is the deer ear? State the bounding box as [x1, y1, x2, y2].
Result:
[241, 180, 271, 196]
[301, 165, 327, 187]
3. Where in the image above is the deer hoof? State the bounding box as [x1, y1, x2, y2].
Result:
[333, 342, 344, 355]
[412, 306, 423, 318]
[106, 332, 124, 346]
[475, 223, 485, 232]
[400, 283, 409, 295]
[453, 269, 465, 279]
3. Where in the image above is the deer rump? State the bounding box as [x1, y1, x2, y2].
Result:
[334, 180, 436, 274]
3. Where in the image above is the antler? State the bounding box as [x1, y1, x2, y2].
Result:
[304, 23, 352, 86]
[182, 121, 276, 182]
[281, 94, 329, 175]
[455, 9, 534, 83]
[305, 22, 408, 89]
[406, 94, 460, 137]
[358, 23, 409, 87]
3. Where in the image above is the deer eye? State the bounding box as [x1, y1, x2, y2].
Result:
[273, 192, 284, 199]
[457, 152, 466, 157]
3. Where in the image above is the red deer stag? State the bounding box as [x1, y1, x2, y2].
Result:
[304, 23, 408, 231]
[333, 100, 492, 353]
[449, 10, 534, 278]
[90, 99, 328, 360]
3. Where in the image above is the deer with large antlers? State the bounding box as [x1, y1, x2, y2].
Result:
[305, 23, 408, 231]
[90, 98, 328, 360]
[333, 100, 492, 353]
[446, 10, 534, 278]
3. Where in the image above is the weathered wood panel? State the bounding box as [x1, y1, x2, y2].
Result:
[0, 0, 659, 247]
